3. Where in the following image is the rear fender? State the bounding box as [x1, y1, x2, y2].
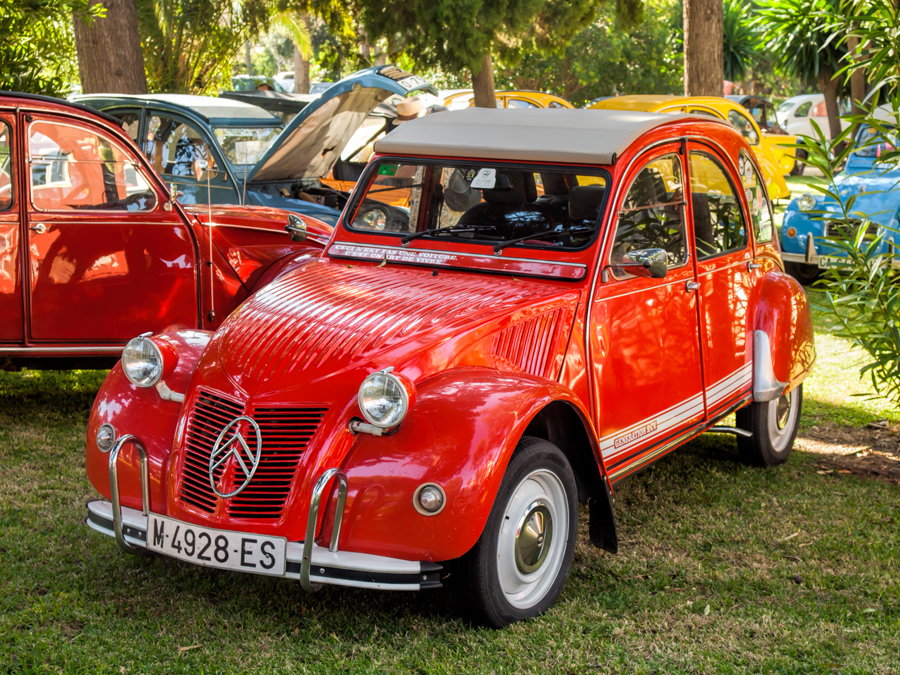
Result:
[753, 270, 816, 400]
[331, 368, 604, 562]
[85, 330, 211, 513]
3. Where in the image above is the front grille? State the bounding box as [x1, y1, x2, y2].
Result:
[227, 407, 327, 519]
[824, 220, 878, 240]
[178, 390, 327, 520]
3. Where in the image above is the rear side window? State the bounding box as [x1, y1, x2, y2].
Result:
[144, 114, 218, 181]
[794, 102, 812, 118]
[739, 150, 774, 243]
[689, 152, 747, 259]
[28, 120, 157, 212]
[611, 153, 687, 272]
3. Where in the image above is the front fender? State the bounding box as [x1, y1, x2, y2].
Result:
[331, 368, 592, 562]
[85, 330, 212, 513]
[753, 270, 815, 400]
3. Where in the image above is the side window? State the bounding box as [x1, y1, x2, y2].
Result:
[727, 110, 760, 145]
[739, 150, 774, 243]
[28, 120, 157, 212]
[689, 152, 748, 259]
[116, 112, 141, 143]
[611, 153, 687, 271]
[144, 114, 218, 181]
[352, 163, 423, 233]
[0, 121, 13, 211]
[794, 102, 812, 118]
[508, 99, 539, 109]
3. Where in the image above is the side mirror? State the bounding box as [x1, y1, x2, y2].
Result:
[285, 213, 307, 242]
[621, 248, 668, 279]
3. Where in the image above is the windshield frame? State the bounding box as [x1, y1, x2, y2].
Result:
[341, 155, 613, 255]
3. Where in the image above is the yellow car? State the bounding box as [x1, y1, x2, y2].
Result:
[587, 95, 796, 199]
[444, 90, 574, 110]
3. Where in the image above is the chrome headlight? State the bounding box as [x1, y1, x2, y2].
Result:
[121, 336, 164, 387]
[798, 193, 817, 211]
[357, 369, 415, 429]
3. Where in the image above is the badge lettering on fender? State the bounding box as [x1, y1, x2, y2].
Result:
[614, 420, 659, 449]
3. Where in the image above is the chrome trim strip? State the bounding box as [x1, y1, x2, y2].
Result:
[609, 422, 706, 482]
[753, 330, 788, 402]
[327, 241, 588, 269]
[780, 252, 805, 263]
[300, 468, 348, 592]
[108, 435, 150, 554]
[598, 275, 691, 303]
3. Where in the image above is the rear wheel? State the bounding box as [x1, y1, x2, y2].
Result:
[736, 385, 802, 466]
[462, 437, 578, 628]
[784, 262, 820, 285]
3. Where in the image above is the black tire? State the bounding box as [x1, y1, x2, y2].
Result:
[784, 262, 820, 285]
[461, 437, 578, 628]
[736, 385, 803, 467]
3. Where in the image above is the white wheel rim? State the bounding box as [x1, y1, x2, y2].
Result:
[767, 388, 799, 453]
[495, 469, 569, 610]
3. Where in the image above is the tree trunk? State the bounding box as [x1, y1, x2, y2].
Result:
[818, 68, 843, 142]
[683, 0, 723, 97]
[846, 35, 868, 114]
[472, 52, 497, 108]
[244, 42, 253, 76]
[73, 0, 146, 94]
[293, 46, 310, 94]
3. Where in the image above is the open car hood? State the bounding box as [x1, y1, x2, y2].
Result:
[246, 66, 436, 185]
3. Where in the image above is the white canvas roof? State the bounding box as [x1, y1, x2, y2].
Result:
[373, 107, 710, 165]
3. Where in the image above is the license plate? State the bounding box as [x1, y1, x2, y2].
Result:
[818, 256, 847, 269]
[147, 515, 287, 577]
[397, 75, 427, 90]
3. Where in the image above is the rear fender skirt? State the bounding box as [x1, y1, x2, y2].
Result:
[752, 270, 816, 397]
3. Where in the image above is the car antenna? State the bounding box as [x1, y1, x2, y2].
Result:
[202, 157, 216, 323]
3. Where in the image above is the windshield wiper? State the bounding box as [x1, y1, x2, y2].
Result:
[400, 224, 496, 246]
[492, 227, 595, 254]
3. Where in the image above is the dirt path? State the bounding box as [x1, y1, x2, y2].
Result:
[797, 421, 900, 484]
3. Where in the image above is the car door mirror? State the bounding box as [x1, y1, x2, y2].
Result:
[621, 248, 668, 279]
[286, 213, 307, 242]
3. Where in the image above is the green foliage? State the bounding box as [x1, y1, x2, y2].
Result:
[137, 0, 275, 94]
[0, 0, 104, 96]
[494, 0, 682, 105]
[723, 0, 758, 83]
[834, 0, 900, 104]
[355, 0, 599, 77]
[755, 0, 848, 92]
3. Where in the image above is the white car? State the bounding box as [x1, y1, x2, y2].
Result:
[776, 94, 850, 139]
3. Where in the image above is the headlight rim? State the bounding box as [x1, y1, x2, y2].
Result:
[121, 335, 164, 388]
[357, 369, 415, 429]
[798, 193, 817, 212]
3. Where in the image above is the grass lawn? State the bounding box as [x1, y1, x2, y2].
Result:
[1, 302, 898, 674]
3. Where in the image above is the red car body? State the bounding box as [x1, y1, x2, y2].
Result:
[84, 108, 815, 626]
[0, 92, 330, 367]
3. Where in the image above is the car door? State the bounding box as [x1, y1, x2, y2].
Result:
[143, 110, 240, 205]
[0, 112, 22, 342]
[24, 112, 200, 343]
[590, 147, 706, 483]
[686, 144, 755, 419]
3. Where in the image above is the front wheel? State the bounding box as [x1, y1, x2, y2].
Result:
[736, 385, 803, 467]
[461, 437, 578, 628]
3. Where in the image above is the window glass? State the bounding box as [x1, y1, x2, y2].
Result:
[548, 101, 565, 109]
[508, 99, 539, 109]
[0, 121, 12, 211]
[853, 124, 899, 158]
[212, 126, 282, 166]
[689, 152, 747, 259]
[727, 110, 759, 145]
[117, 112, 141, 143]
[29, 120, 156, 212]
[688, 108, 724, 120]
[812, 102, 828, 117]
[794, 102, 812, 117]
[144, 114, 218, 180]
[349, 160, 608, 251]
[739, 150, 774, 243]
[612, 154, 686, 270]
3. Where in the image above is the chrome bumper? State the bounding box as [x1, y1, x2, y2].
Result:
[90, 435, 441, 592]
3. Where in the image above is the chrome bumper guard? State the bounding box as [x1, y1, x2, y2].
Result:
[92, 440, 441, 591]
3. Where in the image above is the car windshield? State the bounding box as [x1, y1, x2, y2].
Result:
[776, 100, 796, 114]
[853, 124, 898, 158]
[346, 160, 609, 252]
[212, 126, 283, 166]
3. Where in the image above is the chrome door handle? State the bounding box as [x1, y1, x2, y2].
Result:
[29, 223, 48, 234]
[748, 261, 761, 270]
[686, 281, 700, 292]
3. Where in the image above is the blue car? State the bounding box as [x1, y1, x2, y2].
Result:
[74, 66, 436, 226]
[781, 115, 900, 282]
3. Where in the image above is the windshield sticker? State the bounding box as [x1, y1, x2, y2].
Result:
[378, 164, 399, 176]
[470, 168, 496, 189]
